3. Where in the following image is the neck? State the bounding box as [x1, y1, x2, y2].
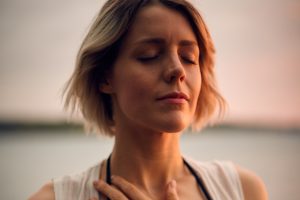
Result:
[109, 126, 186, 197]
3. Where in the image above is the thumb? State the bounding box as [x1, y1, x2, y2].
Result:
[165, 180, 179, 200]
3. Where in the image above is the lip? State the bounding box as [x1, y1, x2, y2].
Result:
[156, 91, 189, 102]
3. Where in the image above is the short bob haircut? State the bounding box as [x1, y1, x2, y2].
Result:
[64, 0, 226, 136]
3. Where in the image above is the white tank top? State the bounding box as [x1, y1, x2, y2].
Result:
[53, 158, 244, 200]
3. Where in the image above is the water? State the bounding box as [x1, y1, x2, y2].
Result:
[0, 128, 299, 200]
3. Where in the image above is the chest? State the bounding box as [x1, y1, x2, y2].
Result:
[175, 175, 209, 200]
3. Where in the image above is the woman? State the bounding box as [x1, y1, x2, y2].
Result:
[30, 0, 268, 199]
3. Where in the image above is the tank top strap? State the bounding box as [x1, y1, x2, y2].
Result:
[183, 157, 244, 200]
[183, 158, 213, 200]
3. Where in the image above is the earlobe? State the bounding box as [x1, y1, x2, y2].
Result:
[99, 81, 113, 94]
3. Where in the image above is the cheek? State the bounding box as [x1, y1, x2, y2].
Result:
[126, 81, 149, 102]
[189, 68, 202, 98]
[113, 72, 153, 108]
[186, 68, 202, 117]
[196, 74, 202, 96]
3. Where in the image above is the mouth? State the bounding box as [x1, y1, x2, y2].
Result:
[156, 92, 189, 103]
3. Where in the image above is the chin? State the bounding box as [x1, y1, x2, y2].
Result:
[159, 120, 188, 133]
[140, 114, 190, 133]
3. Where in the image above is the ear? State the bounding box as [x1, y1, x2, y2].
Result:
[99, 79, 113, 94]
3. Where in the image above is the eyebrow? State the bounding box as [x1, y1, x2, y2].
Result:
[133, 37, 198, 47]
[179, 40, 198, 47]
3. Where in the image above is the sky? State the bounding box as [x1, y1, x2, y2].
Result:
[0, 0, 299, 128]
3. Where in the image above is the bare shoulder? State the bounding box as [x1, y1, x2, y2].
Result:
[28, 181, 55, 200]
[235, 165, 268, 200]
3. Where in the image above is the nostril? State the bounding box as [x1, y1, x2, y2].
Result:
[179, 75, 185, 82]
[163, 56, 186, 83]
[165, 68, 185, 83]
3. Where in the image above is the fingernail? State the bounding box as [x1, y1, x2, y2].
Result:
[111, 175, 115, 181]
[93, 181, 97, 186]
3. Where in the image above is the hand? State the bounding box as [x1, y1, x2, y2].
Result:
[91, 176, 179, 200]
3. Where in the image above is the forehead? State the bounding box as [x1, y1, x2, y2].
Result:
[122, 4, 198, 46]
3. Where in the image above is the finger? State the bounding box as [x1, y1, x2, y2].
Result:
[93, 180, 128, 200]
[165, 180, 179, 200]
[111, 176, 151, 200]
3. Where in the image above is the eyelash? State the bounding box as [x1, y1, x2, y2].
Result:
[137, 55, 197, 65]
[182, 57, 196, 65]
[137, 55, 159, 62]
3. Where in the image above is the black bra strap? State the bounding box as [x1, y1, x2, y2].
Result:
[97, 155, 112, 200]
[106, 155, 112, 200]
[183, 158, 213, 200]
[100, 155, 213, 200]
[106, 155, 112, 185]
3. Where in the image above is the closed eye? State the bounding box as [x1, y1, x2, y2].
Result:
[182, 56, 197, 65]
[137, 55, 159, 62]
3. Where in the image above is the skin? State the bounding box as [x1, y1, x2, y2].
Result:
[98, 3, 202, 199]
[28, 3, 268, 200]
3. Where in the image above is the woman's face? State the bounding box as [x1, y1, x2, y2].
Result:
[106, 4, 201, 133]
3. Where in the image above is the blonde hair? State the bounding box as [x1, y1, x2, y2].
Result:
[64, 0, 226, 136]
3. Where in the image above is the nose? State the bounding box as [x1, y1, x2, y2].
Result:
[163, 54, 186, 83]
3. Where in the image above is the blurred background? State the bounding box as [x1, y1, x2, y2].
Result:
[0, 0, 299, 199]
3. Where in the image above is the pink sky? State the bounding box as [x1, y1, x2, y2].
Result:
[0, 0, 299, 128]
